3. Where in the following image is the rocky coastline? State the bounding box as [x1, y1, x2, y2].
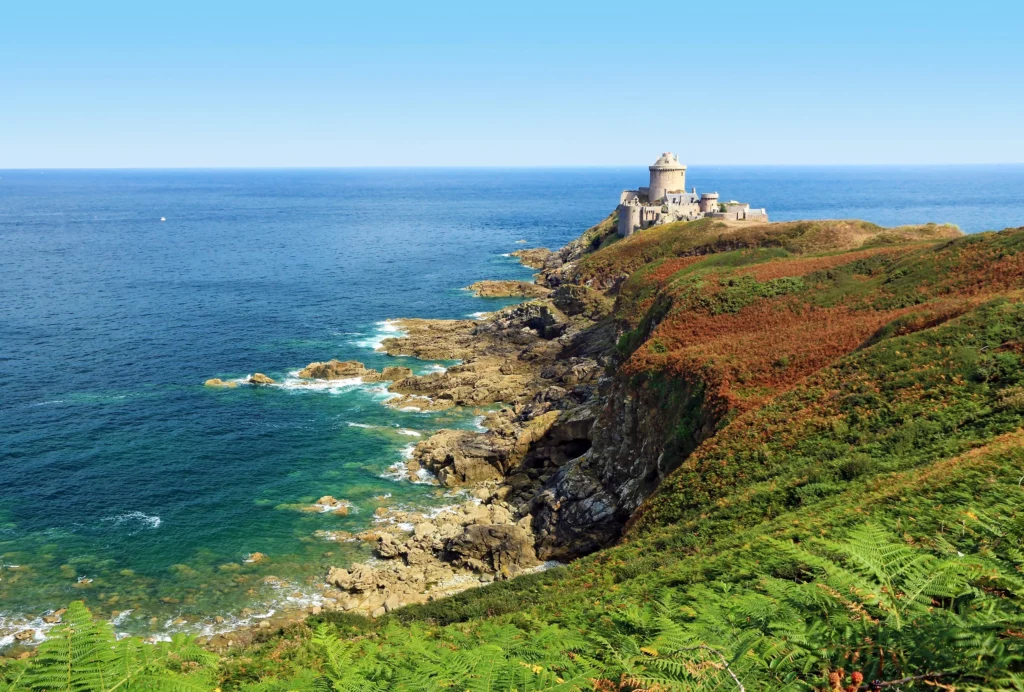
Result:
[203, 219, 632, 639]
[1, 215, 656, 655]
[176, 214, 670, 652]
[272, 234, 618, 629]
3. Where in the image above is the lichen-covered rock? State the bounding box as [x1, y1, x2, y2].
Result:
[552, 284, 612, 319]
[447, 524, 540, 574]
[381, 366, 413, 381]
[510, 247, 555, 269]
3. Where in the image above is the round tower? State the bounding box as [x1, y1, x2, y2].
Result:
[648, 152, 686, 204]
[699, 192, 719, 214]
[617, 202, 642, 237]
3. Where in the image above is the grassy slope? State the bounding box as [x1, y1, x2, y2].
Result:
[7, 221, 1024, 691]
[234, 222, 1024, 689]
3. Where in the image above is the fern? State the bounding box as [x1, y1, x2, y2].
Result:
[4, 602, 217, 692]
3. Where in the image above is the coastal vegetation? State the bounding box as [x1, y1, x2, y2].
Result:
[5, 217, 1024, 690]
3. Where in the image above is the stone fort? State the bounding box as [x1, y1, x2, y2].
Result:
[617, 153, 768, 237]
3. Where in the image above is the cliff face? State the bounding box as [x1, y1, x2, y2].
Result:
[531, 373, 715, 559]
[358, 215, 1001, 574]
[515, 217, 973, 559]
[244, 218, 1024, 688]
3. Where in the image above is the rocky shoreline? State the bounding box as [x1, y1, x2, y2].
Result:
[198, 224, 627, 642]
[272, 237, 616, 627]
[6, 216, 640, 655]
[179, 234, 613, 651]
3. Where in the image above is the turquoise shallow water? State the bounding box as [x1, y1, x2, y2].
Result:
[2, 165, 1024, 642]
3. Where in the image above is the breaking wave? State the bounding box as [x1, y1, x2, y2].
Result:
[352, 320, 406, 350]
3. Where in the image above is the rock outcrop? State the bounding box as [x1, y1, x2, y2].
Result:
[314, 218, 679, 614]
[298, 360, 378, 380]
[249, 373, 275, 385]
[321, 498, 543, 617]
[510, 248, 555, 269]
[466, 280, 551, 299]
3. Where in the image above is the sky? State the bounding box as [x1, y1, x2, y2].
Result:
[1, 0, 1023, 168]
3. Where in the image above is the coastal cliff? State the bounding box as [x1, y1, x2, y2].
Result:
[17, 214, 1024, 690]
[310, 214, 983, 616]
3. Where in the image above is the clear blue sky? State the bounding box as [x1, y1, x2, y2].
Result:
[2, 0, 1022, 167]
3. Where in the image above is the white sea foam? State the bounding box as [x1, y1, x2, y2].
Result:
[309, 499, 355, 514]
[102, 512, 162, 532]
[380, 462, 407, 482]
[0, 612, 63, 648]
[346, 422, 375, 429]
[352, 320, 407, 350]
[397, 429, 421, 437]
[381, 460, 438, 486]
[468, 311, 491, 320]
[111, 609, 133, 626]
[277, 371, 364, 393]
[144, 577, 331, 643]
[401, 443, 416, 459]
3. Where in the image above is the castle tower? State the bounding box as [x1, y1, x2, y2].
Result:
[699, 192, 719, 214]
[617, 201, 642, 237]
[648, 152, 686, 204]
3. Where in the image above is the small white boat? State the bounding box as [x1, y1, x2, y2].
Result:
[160, 217, 166, 222]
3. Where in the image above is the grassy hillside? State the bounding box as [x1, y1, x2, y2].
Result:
[6, 221, 1024, 691]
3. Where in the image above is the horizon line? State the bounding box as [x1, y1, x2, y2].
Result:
[3, 162, 1024, 172]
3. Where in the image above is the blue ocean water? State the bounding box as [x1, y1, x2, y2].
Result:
[2, 165, 1023, 639]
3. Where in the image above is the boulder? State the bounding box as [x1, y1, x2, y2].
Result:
[447, 524, 540, 574]
[204, 378, 237, 388]
[298, 360, 378, 381]
[248, 373, 275, 385]
[381, 366, 413, 381]
[376, 533, 404, 559]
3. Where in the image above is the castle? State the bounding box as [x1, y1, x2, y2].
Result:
[617, 153, 768, 237]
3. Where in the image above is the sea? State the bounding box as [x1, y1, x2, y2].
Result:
[2, 165, 1024, 644]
